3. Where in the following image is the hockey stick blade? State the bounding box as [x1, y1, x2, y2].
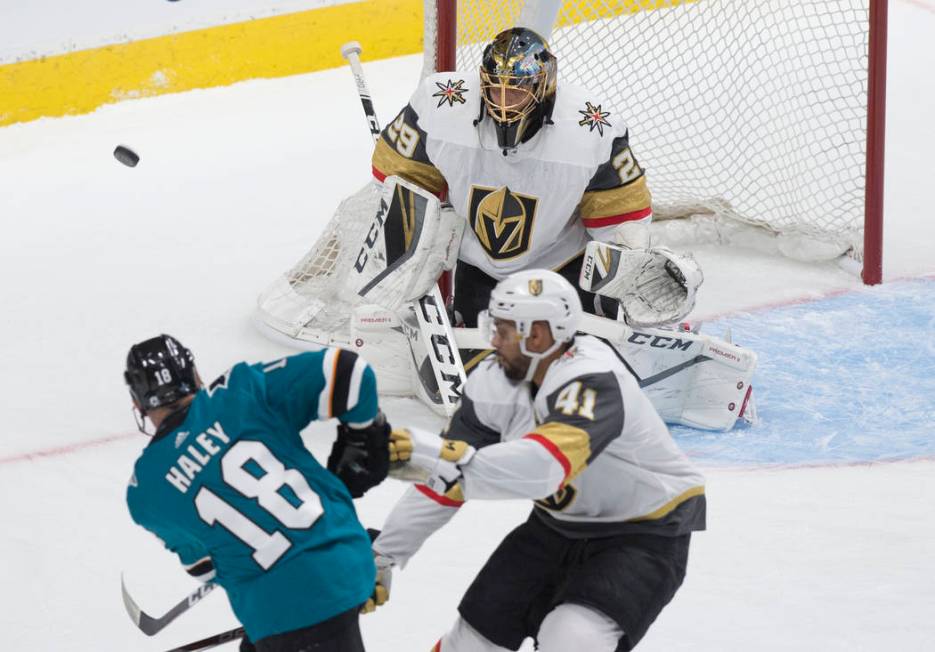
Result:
[121, 573, 217, 636]
[163, 626, 245, 652]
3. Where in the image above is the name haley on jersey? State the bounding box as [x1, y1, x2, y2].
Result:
[164, 421, 231, 493]
[372, 70, 653, 280]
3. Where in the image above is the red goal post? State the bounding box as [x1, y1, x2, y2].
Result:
[423, 0, 887, 284]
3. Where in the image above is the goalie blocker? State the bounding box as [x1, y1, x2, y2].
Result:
[256, 176, 467, 416]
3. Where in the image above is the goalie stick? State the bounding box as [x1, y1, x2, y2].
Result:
[341, 41, 466, 415]
[121, 573, 217, 636]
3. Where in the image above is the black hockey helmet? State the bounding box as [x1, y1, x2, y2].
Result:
[124, 334, 198, 415]
[479, 27, 557, 150]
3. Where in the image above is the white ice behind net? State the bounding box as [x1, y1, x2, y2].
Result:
[431, 0, 871, 261]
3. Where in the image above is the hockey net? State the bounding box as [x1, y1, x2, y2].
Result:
[423, 0, 885, 279]
[257, 0, 885, 380]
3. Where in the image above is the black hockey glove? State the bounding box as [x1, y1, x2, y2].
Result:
[327, 411, 391, 498]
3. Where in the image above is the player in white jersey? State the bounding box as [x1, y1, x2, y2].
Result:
[372, 27, 655, 327]
[369, 270, 706, 651]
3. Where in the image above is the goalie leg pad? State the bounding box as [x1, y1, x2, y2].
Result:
[616, 323, 757, 431]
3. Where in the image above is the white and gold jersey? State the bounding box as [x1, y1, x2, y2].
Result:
[373, 336, 704, 565]
[371, 71, 652, 281]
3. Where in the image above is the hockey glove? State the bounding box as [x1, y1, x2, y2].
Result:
[389, 427, 475, 500]
[327, 412, 391, 498]
[360, 553, 393, 614]
[360, 528, 393, 614]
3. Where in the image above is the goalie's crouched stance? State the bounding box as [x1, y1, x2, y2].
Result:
[366, 270, 706, 651]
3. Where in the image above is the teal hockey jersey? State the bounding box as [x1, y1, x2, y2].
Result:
[127, 348, 378, 641]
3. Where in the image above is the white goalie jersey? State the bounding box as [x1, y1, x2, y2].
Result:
[374, 335, 706, 565]
[371, 70, 653, 280]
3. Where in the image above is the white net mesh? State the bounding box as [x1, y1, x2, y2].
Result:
[256, 182, 381, 338]
[433, 0, 871, 259]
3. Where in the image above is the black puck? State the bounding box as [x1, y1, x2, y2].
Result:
[113, 145, 140, 167]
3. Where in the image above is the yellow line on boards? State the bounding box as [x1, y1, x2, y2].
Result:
[0, 0, 425, 127]
[0, 0, 696, 127]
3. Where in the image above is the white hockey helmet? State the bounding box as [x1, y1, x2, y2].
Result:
[482, 269, 582, 379]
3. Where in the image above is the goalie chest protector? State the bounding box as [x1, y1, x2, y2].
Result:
[381, 71, 645, 280]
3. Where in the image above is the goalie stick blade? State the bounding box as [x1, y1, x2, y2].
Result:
[121, 573, 217, 636]
[163, 626, 245, 652]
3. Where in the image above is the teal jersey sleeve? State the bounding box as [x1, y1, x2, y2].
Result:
[257, 349, 379, 431]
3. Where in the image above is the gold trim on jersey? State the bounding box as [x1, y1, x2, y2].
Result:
[579, 175, 651, 221]
[462, 349, 493, 374]
[467, 185, 539, 261]
[372, 139, 446, 195]
[533, 421, 592, 483]
[628, 485, 706, 522]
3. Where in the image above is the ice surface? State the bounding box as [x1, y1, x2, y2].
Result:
[1, 2, 934, 650]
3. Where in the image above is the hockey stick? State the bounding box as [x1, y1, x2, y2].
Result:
[341, 41, 381, 141]
[341, 41, 466, 415]
[121, 573, 217, 636]
[163, 626, 245, 652]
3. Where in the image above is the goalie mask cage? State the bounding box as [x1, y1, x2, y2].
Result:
[423, 0, 887, 284]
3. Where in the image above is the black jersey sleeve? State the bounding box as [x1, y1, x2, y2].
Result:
[579, 132, 652, 230]
[526, 371, 625, 485]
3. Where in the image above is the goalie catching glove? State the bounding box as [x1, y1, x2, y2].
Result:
[580, 240, 704, 327]
[388, 427, 475, 501]
[326, 412, 391, 498]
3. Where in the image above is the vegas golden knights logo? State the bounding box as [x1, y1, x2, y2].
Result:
[468, 185, 538, 261]
[528, 279, 543, 296]
[535, 484, 577, 512]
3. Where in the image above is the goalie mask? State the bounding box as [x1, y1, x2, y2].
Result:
[479, 269, 582, 382]
[479, 27, 557, 150]
[124, 334, 198, 420]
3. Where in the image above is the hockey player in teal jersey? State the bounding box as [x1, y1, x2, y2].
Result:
[125, 334, 390, 651]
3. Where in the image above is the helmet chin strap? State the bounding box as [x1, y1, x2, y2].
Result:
[132, 405, 156, 436]
[519, 337, 564, 383]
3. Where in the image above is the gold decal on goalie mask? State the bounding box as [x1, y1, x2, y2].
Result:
[468, 185, 538, 261]
[528, 279, 542, 296]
